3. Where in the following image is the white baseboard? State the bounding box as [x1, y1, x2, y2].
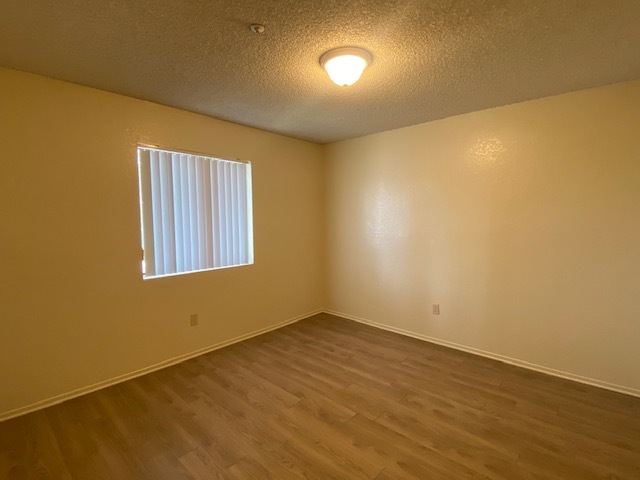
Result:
[324, 309, 640, 399]
[5, 307, 637, 422]
[0, 309, 323, 422]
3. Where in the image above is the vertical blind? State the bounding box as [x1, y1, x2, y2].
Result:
[137, 147, 253, 278]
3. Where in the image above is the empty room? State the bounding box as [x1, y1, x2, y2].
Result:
[1, 0, 639, 478]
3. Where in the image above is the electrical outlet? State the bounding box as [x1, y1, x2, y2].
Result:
[190, 314, 199, 326]
[432, 304, 440, 315]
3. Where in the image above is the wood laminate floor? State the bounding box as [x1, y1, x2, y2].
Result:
[1, 313, 639, 479]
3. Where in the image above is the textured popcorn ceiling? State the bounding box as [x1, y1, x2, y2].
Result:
[1, 0, 639, 144]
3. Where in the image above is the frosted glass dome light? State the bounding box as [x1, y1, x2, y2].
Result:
[320, 47, 372, 86]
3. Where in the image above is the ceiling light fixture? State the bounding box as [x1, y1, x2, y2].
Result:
[320, 47, 372, 87]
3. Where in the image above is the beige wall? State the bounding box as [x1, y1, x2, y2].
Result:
[2, 68, 639, 418]
[0, 68, 325, 416]
[325, 81, 640, 393]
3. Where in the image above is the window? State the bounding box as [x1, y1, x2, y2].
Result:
[137, 146, 253, 279]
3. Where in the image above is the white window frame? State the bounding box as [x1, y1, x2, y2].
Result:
[136, 145, 254, 279]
